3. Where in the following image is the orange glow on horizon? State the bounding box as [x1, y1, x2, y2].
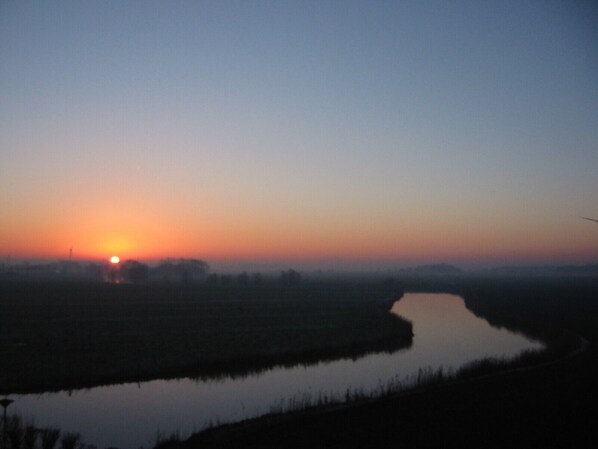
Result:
[2, 4, 597, 271]
[2, 225, 596, 265]
[1, 199, 596, 264]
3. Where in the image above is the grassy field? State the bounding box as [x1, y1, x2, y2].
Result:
[0, 279, 411, 394]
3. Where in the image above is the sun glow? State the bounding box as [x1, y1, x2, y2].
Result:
[110, 256, 120, 264]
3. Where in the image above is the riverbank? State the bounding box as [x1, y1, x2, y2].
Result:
[0, 280, 411, 394]
[172, 339, 595, 449]
[162, 276, 598, 448]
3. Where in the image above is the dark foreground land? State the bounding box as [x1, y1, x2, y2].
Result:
[164, 275, 598, 449]
[180, 345, 595, 449]
[0, 279, 410, 394]
[1, 275, 597, 448]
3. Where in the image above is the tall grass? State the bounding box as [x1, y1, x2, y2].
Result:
[40, 429, 60, 449]
[196, 343, 562, 432]
[154, 430, 183, 449]
[263, 365, 458, 416]
[0, 417, 88, 449]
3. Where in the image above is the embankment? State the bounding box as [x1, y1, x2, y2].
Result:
[164, 276, 598, 449]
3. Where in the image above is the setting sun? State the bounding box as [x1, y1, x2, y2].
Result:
[110, 256, 120, 264]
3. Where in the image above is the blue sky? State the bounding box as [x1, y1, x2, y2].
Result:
[1, 1, 597, 266]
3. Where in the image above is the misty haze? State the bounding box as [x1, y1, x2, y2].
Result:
[1, 1, 597, 449]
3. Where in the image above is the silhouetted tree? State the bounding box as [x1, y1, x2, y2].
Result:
[121, 260, 149, 283]
[252, 273, 263, 286]
[151, 259, 209, 284]
[220, 274, 233, 286]
[206, 273, 219, 285]
[237, 272, 249, 286]
[281, 269, 301, 286]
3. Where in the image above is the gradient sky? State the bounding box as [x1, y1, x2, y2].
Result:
[1, 1, 597, 267]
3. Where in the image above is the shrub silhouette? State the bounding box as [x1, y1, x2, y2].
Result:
[6, 415, 23, 449]
[41, 429, 61, 449]
[23, 424, 38, 449]
[121, 260, 149, 283]
[60, 432, 80, 449]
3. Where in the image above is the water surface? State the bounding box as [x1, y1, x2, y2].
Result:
[13, 293, 542, 448]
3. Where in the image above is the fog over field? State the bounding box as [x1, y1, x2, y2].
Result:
[0, 1, 596, 448]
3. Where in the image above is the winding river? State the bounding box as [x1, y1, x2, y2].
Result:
[12, 293, 542, 448]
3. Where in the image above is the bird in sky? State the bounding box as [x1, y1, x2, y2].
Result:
[581, 217, 598, 224]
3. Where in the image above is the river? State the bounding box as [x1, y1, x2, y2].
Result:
[11, 293, 542, 448]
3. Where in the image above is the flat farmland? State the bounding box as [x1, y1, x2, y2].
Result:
[0, 280, 411, 394]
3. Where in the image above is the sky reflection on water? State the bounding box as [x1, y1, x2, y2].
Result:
[13, 293, 542, 448]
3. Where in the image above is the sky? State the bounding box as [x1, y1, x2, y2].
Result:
[1, 0, 597, 268]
